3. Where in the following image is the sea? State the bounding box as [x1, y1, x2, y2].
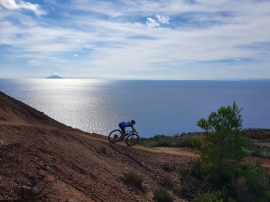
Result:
[0, 79, 269, 138]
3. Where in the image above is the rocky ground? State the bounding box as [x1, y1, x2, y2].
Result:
[0, 91, 196, 201]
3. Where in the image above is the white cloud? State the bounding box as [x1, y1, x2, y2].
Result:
[0, 0, 46, 16]
[73, 54, 78, 57]
[196, 0, 229, 5]
[0, 0, 18, 9]
[146, 15, 169, 28]
[49, 70, 58, 76]
[156, 15, 169, 24]
[146, 17, 160, 28]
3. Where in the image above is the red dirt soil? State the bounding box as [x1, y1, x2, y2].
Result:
[0, 91, 196, 202]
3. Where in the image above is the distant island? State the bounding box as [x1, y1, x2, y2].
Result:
[46, 75, 64, 79]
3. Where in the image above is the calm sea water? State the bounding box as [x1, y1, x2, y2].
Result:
[0, 79, 269, 137]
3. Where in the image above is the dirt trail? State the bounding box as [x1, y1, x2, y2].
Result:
[75, 130, 196, 157]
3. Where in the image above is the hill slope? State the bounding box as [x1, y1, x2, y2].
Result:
[0, 91, 195, 201]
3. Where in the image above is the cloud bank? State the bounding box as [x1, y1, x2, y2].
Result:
[0, 0, 270, 79]
[0, 0, 46, 16]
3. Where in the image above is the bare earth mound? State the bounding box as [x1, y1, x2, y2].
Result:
[0, 91, 196, 202]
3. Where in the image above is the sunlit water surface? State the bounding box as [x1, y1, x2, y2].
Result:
[0, 79, 269, 137]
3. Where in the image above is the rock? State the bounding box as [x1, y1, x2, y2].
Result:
[20, 186, 39, 199]
[45, 166, 52, 173]
[28, 174, 38, 185]
[38, 170, 47, 179]
[67, 198, 81, 202]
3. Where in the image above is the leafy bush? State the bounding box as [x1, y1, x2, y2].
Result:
[138, 133, 198, 148]
[153, 188, 174, 202]
[250, 145, 270, 159]
[178, 161, 209, 199]
[193, 191, 235, 202]
[232, 163, 270, 201]
[178, 102, 270, 201]
[162, 163, 173, 172]
[123, 172, 145, 192]
[194, 102, 249, 188]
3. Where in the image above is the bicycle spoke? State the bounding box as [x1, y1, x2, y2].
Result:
[108, 130, 122, 143]
[126, 134, 139, 146]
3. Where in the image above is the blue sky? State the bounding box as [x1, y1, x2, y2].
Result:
[0, 0, 270, 79]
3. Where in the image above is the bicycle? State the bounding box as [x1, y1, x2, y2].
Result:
[108, 129, 139, 146]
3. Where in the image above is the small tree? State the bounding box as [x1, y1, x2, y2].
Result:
[181, 102, 270, 201]
[192, 102, 249, 185]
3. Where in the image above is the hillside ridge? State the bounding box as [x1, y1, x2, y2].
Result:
[0, 91, 194, 201]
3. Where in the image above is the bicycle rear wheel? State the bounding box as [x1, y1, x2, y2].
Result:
[126, 133, 139, 146]
[108, 129, 122, 143]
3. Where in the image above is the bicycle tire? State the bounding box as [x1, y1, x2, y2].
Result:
[126, 133, 139, 146]
[108, 129, 122, 143]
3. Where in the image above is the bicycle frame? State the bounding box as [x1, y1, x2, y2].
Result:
[125, 130, 135, 137]
[108, 129, 139, 146]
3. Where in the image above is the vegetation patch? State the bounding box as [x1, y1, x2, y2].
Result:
[160, 174, 173, 189]
[250, 146, 270, 159]
[138, 133, 200, 148]
[162, 163, 173, 172]
[123, 172, 145, 192]
[153, 188, 174, 202]
[179, 102, 270, 202]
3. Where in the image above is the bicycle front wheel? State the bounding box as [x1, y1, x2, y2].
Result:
[108, 129, 122, 143]
[126, 133, 139, 146]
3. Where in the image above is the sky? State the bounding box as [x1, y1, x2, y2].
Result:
[0, 0, 270, 80]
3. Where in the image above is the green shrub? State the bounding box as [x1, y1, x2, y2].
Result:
[123, 172, 145, 192]
[178, 161, 207, 199]
[193, 191, 235, 202]
[178, 102, 270, 201]
[250, 146, 270, 159]
[153, 188, 174, 202]
[179, 174, 209, 199]
[138, 133, 198, 148]
[194, 102, 249, 188]
[162, 163, 172, 172]
[152, 140, 171, 147]
[172, 187, 181, 196]
[160, 174, 173, 189]
[232, 163, 270, 201]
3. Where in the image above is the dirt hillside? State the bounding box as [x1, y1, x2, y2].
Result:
[0, 91, 196, 202]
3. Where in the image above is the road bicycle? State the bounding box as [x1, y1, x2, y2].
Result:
[108, 129, 139, 146]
